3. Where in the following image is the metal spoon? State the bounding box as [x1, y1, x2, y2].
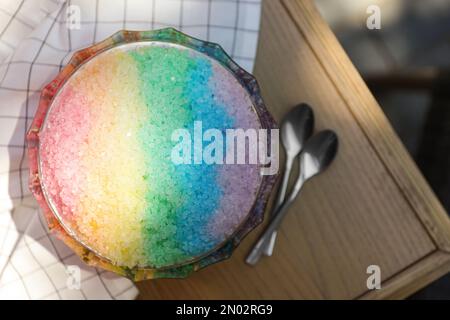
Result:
[263, 103, 314, 256]
[246, 130, 339, 266]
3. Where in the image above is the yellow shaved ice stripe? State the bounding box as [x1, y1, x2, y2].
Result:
[70, 50, 150, 267]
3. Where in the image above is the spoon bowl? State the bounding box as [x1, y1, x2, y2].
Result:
[300, 130, 339, 181]
[280, 103, 314, 159]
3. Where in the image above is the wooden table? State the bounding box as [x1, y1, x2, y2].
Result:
[138, 0, 450, 299]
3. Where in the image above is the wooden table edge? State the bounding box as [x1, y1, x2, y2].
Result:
[280, 0, 450, 249]
[282, 0, 450, 251]
[359, 250, 450, 299]
[277, 0, 450, 298]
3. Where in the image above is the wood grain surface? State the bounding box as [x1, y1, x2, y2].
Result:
[137, 0, 450, 299]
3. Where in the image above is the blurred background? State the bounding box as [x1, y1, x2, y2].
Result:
[315, 0, 450, 299]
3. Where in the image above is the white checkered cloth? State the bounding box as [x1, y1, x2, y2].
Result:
[0, 0, 261, 300]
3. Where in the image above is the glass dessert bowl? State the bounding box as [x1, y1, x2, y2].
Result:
[27, 28, 277, 280]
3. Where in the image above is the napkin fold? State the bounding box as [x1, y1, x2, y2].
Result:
[0, 0, 261, 299]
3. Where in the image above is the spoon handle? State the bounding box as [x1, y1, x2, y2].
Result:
[263, 227, 278, 257]
[263, 155, 294, 256]
[246, 173, 306, 266]
[274, 154, 294, 209]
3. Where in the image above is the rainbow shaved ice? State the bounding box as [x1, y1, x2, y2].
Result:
[39, 42, 262, 269]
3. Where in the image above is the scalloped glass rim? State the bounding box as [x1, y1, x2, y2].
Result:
[26, 28, 278, 281]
